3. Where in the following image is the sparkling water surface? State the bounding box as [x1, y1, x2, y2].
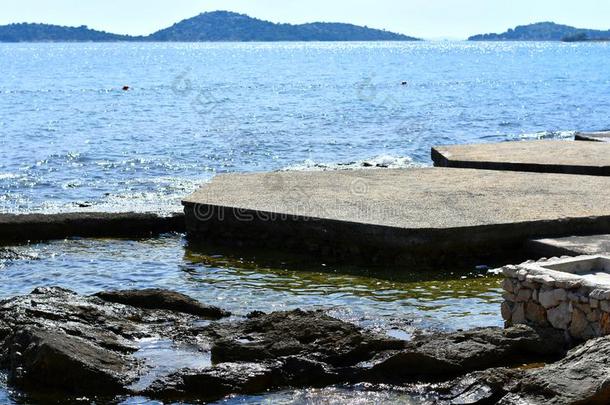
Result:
[1, 41, 609, 404]
[1, 41, 609, 213]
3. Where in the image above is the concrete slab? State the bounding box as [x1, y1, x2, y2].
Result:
[0, 212, 185, 244]
[527, 235, 610, 257]
[432, 140, 610, 176]
[575, 131, 610, 142]
[182, 168, 610, 266]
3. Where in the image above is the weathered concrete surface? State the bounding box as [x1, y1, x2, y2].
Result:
[432, 140, 610, 176]
[183, 168, 610, 265]
[527, 234, 610, 257]
[575, 130, 610, 142]
[0, 212, 185, 243]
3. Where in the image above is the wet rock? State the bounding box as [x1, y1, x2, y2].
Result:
[94, 288, 230, 319]
[431, 368, 522, 405]
[364, 325, 566, 380]
[428, 334, 610, 404]
[0, 287, 209, 397]
[205, 309, 405, 366]
[513, 335, 610, 404]
[5, 327, 134, 394]
[148, 356, 337, 402]
[147, 362, 276, 402]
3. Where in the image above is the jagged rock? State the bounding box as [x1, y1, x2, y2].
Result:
[94, 288, 229, 319]
[147, 362, 277, 402]
[363, 325, 566, 379]
[431, 368, 523, 405]
[515, 336, 610, 404]
[4, 287, 610, 404]
[5, 327, 135, 394]
[204, 309, 405, 366]
[0, 287, 215, 397]
[426, 335, 610, 404]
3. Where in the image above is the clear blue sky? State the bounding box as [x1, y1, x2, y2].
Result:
[2, 0, 610, 39]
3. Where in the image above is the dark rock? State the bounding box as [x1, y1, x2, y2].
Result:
[147, 362, 276, 402]
[512, 335, 610, 404]
[429, 368, 523, 405]
[6, 327, 135, 394]
[426, 335, 610, 404]
[0, 287, 209, 397]
[94, 288, 229, 319]
[3, 287, 607, 405]
[205, 309, 405, 366]
[364, 325, 566, 380]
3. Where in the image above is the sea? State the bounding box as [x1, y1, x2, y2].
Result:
[0, 41, 609, 404]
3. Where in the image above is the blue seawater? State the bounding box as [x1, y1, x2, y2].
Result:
[1, 41, 609, 213]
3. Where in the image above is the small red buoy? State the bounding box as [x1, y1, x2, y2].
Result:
[122, 85, 130, 91]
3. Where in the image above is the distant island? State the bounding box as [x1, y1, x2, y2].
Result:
[469, 22, 610, 41]
[0, 11, 419, 42]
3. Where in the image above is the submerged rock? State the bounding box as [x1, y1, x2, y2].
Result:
[95, 288, 230, 319]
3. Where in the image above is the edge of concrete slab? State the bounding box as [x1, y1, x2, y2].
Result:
[183, 202, 610, 267]
[575, 131, 610, 142]
[431, 146, 610, 176]
[526, 234, 610, 258]
[0, 212, 185, 244]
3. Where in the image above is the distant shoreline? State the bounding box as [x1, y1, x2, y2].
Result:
[0, 11, 420, 43]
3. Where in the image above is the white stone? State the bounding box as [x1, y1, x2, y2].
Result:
[547, 302, 571, 329]
[539, 289, 566, 309]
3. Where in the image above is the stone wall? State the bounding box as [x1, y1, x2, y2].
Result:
[500, 256, 610, 341]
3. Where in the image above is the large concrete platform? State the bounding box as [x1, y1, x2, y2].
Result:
[183, 168, 610, 266]
[432, 140, 610, 176]
[527, 234, 610, 257]
[575, 131, 610, 142]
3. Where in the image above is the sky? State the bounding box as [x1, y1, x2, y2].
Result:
[2, 0, 610, 40]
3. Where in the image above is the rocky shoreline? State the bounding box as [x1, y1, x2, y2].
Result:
[0, 287, 608, 403]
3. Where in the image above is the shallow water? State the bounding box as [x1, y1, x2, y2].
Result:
[0, 234, 502, 404]
[1, 41, 608, 214]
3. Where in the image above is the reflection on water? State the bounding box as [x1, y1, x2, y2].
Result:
[211, 384, 428, 405]
[0, 233, 503, 404]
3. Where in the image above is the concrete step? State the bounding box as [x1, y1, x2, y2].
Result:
[432, 140, 610, 176]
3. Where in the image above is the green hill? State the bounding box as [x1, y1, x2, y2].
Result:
[0, 23, 131, 42]
[147, 11, 419, 41]
[0, 11, 419, 42]
[469, 22, 610, 41]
